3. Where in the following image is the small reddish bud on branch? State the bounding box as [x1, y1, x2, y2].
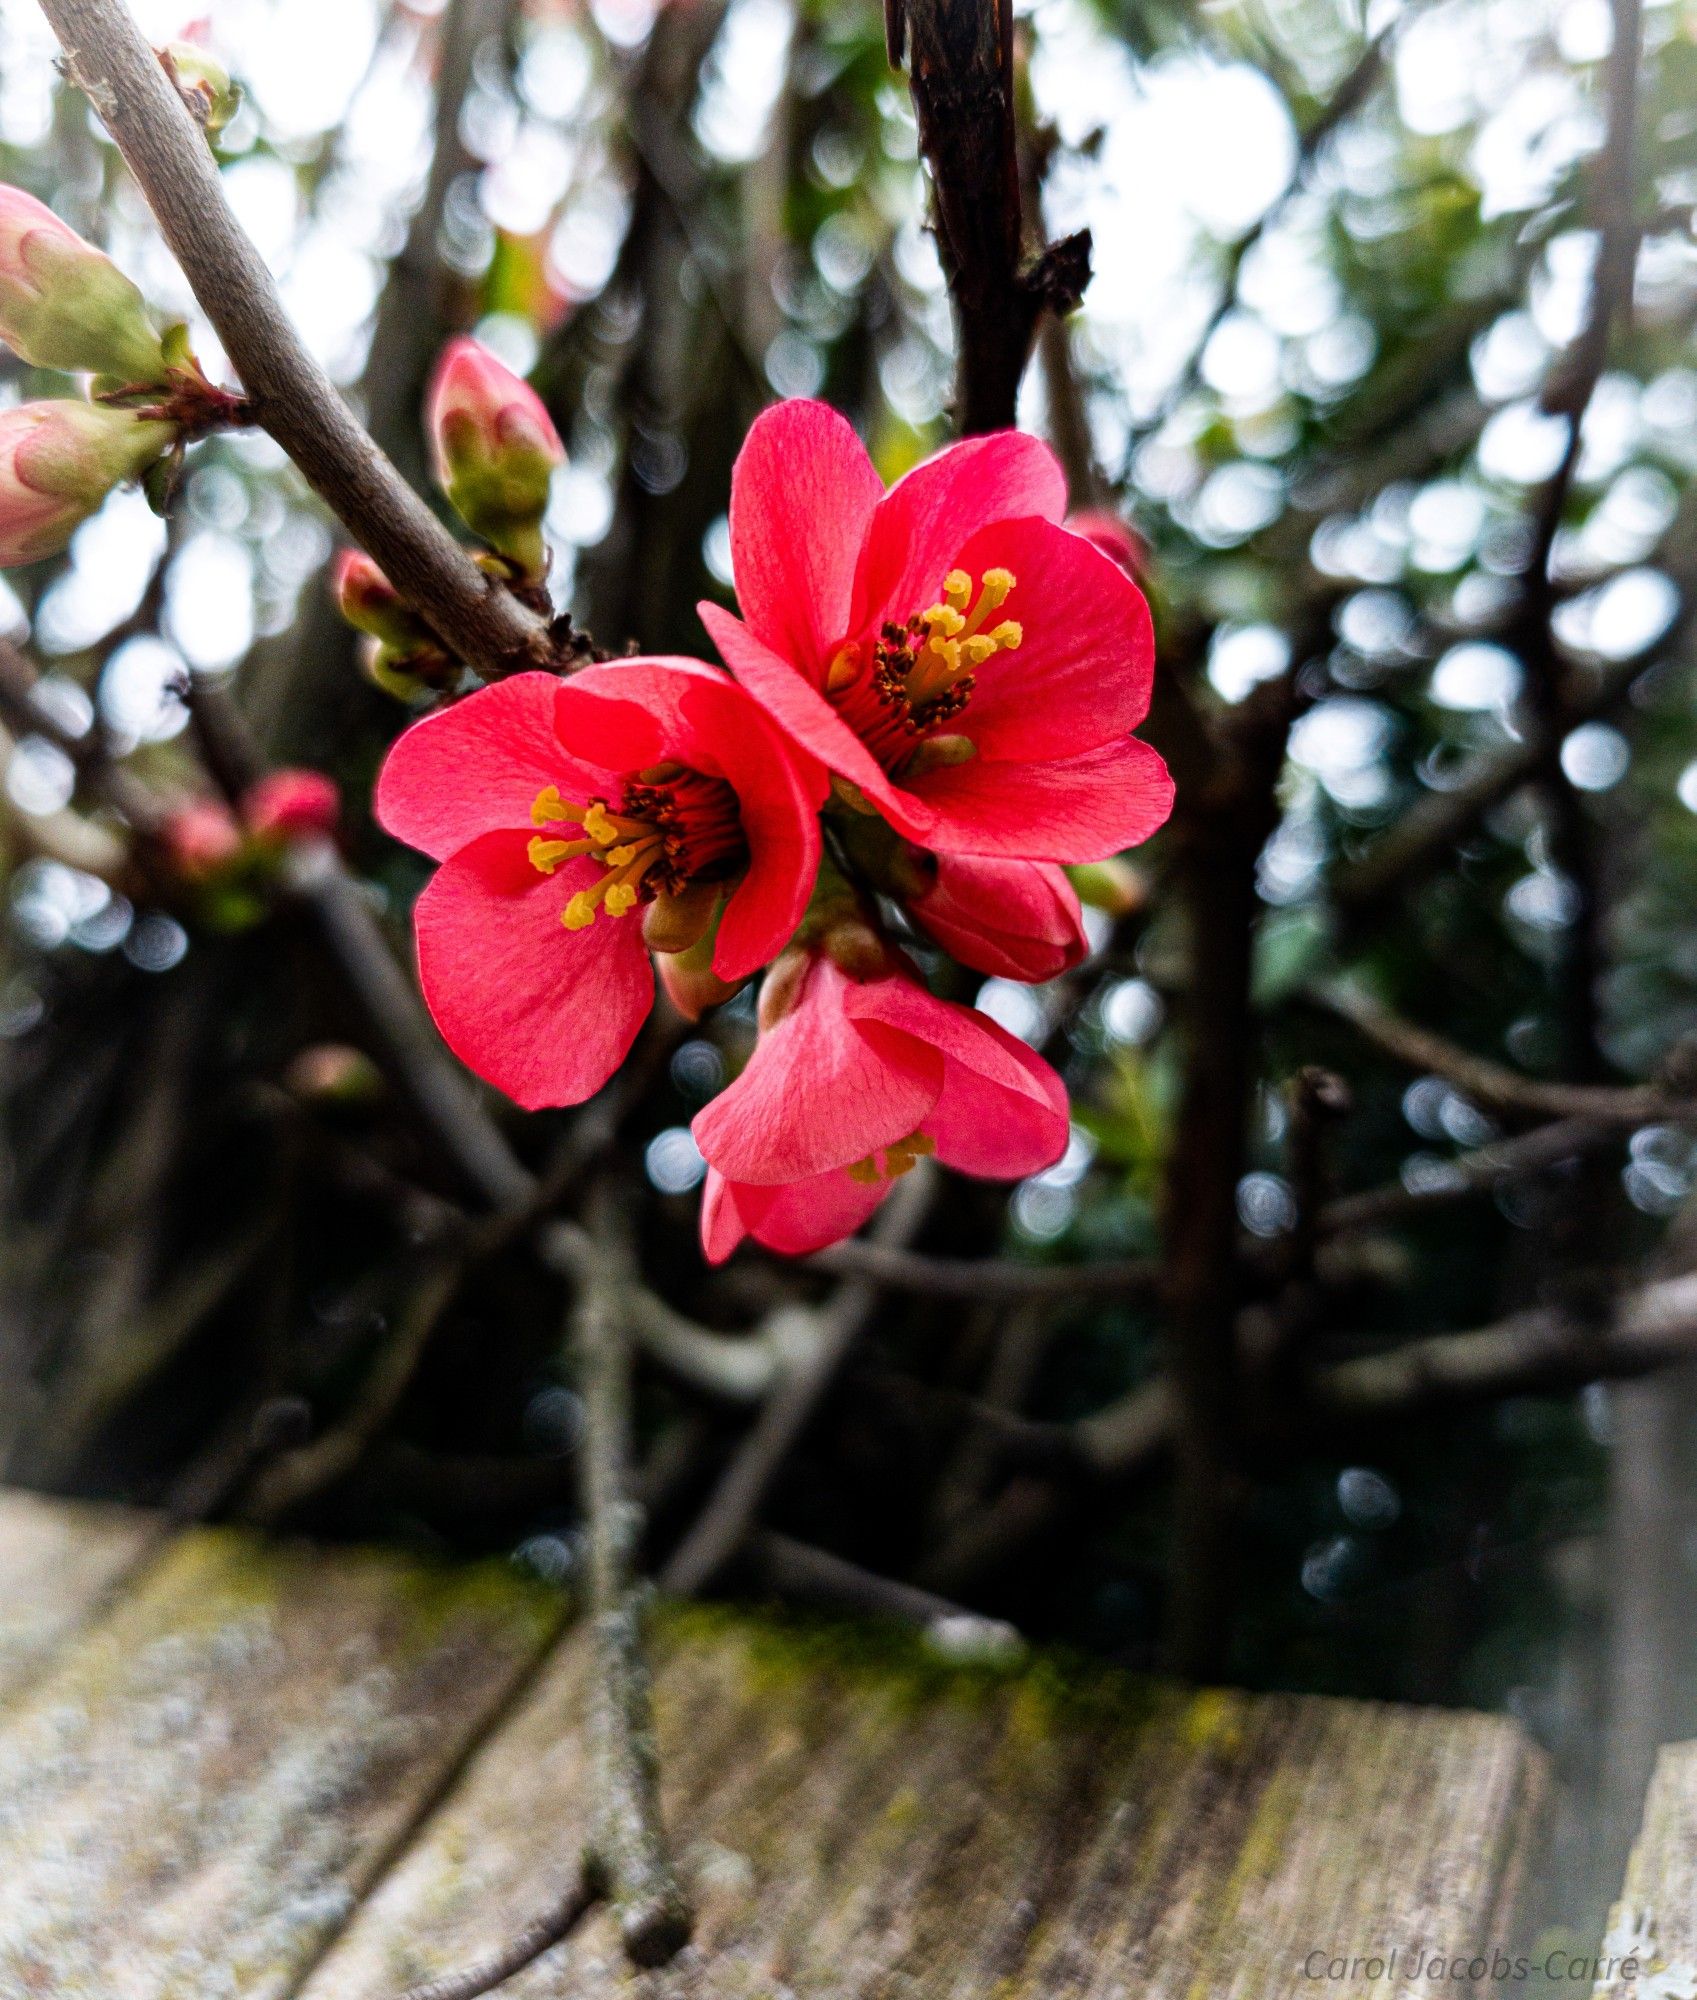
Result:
[0, 400, 175, 565]
[0, 185, 170, 384]
[426, 338, 564, 582]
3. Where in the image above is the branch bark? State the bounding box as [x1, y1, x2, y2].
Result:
[891, 0, 1089, 433]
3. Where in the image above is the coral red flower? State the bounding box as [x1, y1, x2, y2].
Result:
[908, 852, 1086, 982]
[692, 924, 1069, 1260]
[377, 665, 824, 1109]
[697, 400, 1172, 862]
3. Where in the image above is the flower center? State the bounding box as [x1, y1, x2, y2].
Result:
[845, 1130, 936, 1184]
[825, 567, 1022, 776]
[527, 765, 745, 932]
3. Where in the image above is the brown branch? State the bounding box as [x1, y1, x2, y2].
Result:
[1317, 1115, 1612, 1237]
[744, 1530, 1022, 1653]
[389, 1872, 597, 2000]
[39, 0, 553, 681]
[891, 0, 1089, 433]
[659, 1168, 935, 1596]
[570, 1205, 692, 1967]
[1313, 981, 1696, 1127]
[806, 1237, 1158, 1300]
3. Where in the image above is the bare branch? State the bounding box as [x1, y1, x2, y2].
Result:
[807, 1237, 1158, 1300]
[892, 0, 1089, 432]
[1313, 982, 1695, 1127]
[39, 0, 553, 682]
[570, 1213, 692, 1967]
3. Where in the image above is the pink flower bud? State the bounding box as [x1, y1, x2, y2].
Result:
[161, 798, 242, 882]
[243, 768, 340, 843]
[910, 853, 1088, 982]
[426, 337, 563, 579]
[332, 548, 428, 649]
[1068, 509, 1146, 580]
[0, 401, 175, 566]
[0, 186, 169, 383]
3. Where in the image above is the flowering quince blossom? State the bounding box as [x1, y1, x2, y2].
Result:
[907, 850, 1086, 982]
[376, 664, 825, 1110]
[693, 904, 1070, 1262]
[696, 399, 1173, 862]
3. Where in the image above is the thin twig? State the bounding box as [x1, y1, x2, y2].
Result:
[389, 1870, 597, 2000]
[660, 1168, 935, 1596]
[40, 0, 553, 681]
[744, 1530, 1023, 1654]
[571, 1198, 693, 1967]
[806, 1237, 1158, 1300]
[891, 0, 1089, 432]
[1313, 981, 1696, 1127]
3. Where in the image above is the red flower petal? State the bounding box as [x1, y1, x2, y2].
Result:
[377, 672, 601, 862]
[700, 1164, 890, 1263]
[850, 432, 1067, 634]
[846, 975, 1068, 1178]
[911, 854, 1086, 981]
[698, 599, 904, 807]
[907, 735, 1175, 860]
[729, 399, 883, 680]
[554, 657, 825, 982]
[944, 518, 1156, 760]
[413, 830, 652, 1109]
[692, 955, 941, 1184]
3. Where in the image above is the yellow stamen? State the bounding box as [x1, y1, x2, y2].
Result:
[988, 619, 1021, 649]
[605, 881, 638, 917]
[604, 843, 638, 868]
[942, 569, 972, 611]
[582, 801, 621, 845]
[532, 785, 584, 827]
[528, 835, 594, 874]
[921, 603, 964, 639]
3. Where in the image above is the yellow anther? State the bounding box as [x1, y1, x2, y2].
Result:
[922, 603, 965, 638]
[845, 1156, 882, 1185]
[605, 881, 638, 918]
[604, 843, 638, 868]
[962, 635, 997, 667]
[943, 569, 972, 611]
[562, 891, 598, 931]
[531, 785, 574, 827]
[582, 802, 620, 845]
[528, 835, 585, 875]
[826, 642, 862, 694]
[988, 620, 1022, 650]
[980, 567, 1015, 607]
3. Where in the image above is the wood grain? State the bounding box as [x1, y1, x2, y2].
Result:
[305, 1608, 1548, 2000]
[0, 1487, 159, 1697]
[0, 1522, 563, 1999]
[1597, 1741, 1697, 2000]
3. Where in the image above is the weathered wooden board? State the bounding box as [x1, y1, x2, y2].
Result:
[0, 1487, 159, 1697]
[303, 1609, 1548, 2000]
[0, 1521, 564, 2000]
[1597, 1742, 1697, 2000]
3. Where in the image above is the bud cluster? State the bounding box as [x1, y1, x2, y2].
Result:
[331, 338, 565, 701]
[0, 169, 255, 571]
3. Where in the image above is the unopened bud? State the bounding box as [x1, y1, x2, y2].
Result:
[1066, 857, 1148, 919]
[426, 337, 563, 579]
[333, 548, 432, 651]
[0, 400, 175, 566]
[0, 185, 169, 384]
[160, 798, 242, 883]
[284, 1042, 383, 1107]
[1068, 509, 1146, 579]
[160, 41, 240, 136]
[243, 768, 339, 844]
[655, 932, 744, 1022]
